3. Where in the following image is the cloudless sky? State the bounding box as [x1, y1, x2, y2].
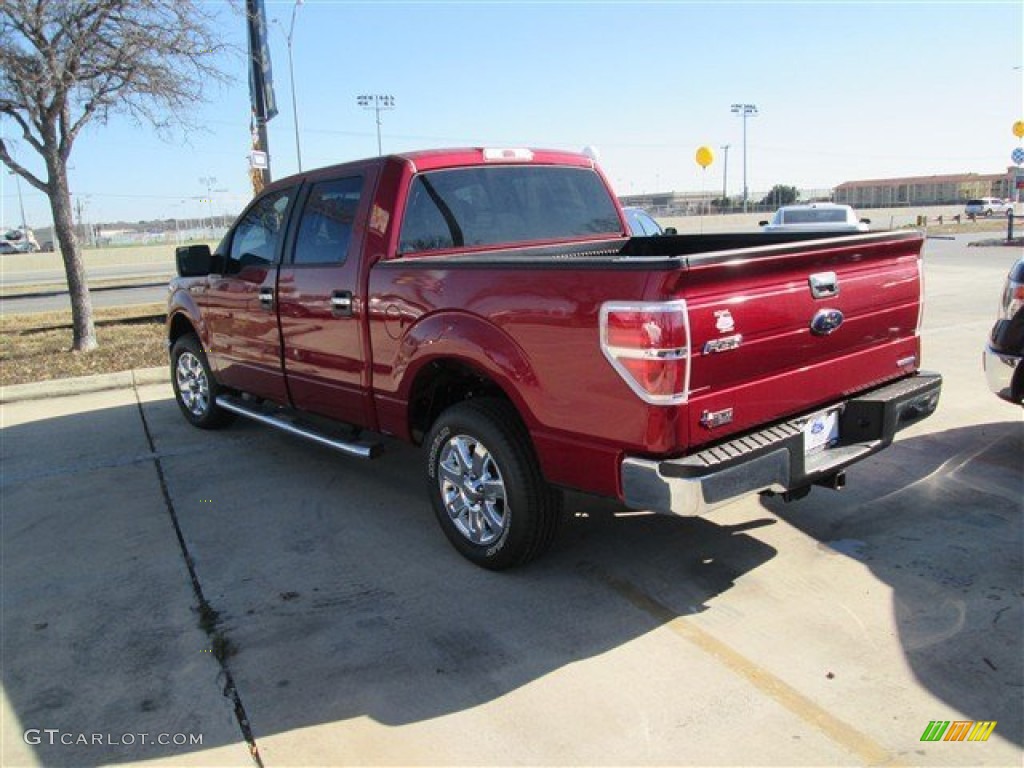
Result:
[1, 0, 1022, 227]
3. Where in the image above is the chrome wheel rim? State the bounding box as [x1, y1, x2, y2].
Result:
[437, 434, 508, 546]
[176, 351, 210, 417]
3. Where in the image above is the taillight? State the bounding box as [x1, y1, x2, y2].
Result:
[1000, 278, 1024, 320]
[600, 300, 691, 404]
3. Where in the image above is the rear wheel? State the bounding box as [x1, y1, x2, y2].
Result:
[425, 398, 562, 569]
[171, 334, 232, 429]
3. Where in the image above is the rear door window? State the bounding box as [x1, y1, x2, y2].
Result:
[292, 176, 363, 265]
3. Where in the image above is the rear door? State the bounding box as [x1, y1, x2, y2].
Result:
[203, 186, 295, 402]
[276, 169, 376, 426]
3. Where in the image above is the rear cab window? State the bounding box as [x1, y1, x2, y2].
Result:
[781, 208, 848, 225]
[398, 165, 623, 255]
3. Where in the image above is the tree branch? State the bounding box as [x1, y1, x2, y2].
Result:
[0, 138, 48, 193]
[0, 103, 46, 157]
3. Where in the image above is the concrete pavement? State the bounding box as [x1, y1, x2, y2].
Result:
[1, 235, 1021, 766]
[1, 387, 252, 767]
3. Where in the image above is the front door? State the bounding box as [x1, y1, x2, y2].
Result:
[203, 187, 294, 403]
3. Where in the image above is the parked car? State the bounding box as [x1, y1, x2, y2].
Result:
[167, 147, 940, 569]
[1, 227, 39, 253]
[0, 241, 17, 254]
[965, 198, 1012, 218]
[760, 203, 870, 233]
[983, 256, 1024, 404]
[623, 206, 676, 236]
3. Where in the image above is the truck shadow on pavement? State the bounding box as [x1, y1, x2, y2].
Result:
[2, 395, 778, 766]
[764, 419, 1023, 749]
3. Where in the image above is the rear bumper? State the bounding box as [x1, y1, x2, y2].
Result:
[621, 372, 942, 517]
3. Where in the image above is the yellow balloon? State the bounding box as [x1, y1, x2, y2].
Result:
[1014, 120, 1024, 139]
[696, 146, 714, 168]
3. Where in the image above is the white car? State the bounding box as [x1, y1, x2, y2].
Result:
[1, 227, 39, 253]
[759, 203, 870, 233]
[965, 197, 1012, 218]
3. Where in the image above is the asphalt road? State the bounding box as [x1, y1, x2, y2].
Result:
[0, 283, 169, 314]
[2, 234, 1021, 766]
[0, 262, 174, 289]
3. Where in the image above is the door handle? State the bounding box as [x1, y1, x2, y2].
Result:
[331, 290, 353, 317]
[259, 286, 274, 309]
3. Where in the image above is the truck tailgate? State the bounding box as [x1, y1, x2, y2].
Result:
[669, 231, 924, 449]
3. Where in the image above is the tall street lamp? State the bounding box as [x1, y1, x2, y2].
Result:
[720, 144, 730, 209]
[731, 103, 758, 213]
[198, 176, 217, 233]
[273, 0, 303, 172]
[8, 169, 28, 231]
[357, 94, 395, 156]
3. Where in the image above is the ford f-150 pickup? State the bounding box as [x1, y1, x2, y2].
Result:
[167, 147, 942, 569]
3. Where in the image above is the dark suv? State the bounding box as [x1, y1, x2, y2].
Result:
[983, 256, 1024, 404]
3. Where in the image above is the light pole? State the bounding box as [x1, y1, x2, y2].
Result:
[8, 169, 28, 231]
[357, 94, 395, 156]
[720, 144, 730, 210]
[198, 177, 217, 234]
[273, 0, 303, 172]
[731, 103, 758, 212]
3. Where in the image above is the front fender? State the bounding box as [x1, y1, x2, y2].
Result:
[167, 281, 209, 350]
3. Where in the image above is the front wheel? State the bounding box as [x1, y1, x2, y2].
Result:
[170, 334, 232, 429]
[425, 398, 562, 570]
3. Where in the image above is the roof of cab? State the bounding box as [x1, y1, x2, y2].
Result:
[394, 147, 596, 172]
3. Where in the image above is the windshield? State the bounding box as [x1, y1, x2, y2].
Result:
[399, 166, 623, 254]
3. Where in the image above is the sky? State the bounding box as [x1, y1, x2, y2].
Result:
[1, 0, 1022, 228]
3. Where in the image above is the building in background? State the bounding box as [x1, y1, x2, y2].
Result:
[834, 167, 1020, 207]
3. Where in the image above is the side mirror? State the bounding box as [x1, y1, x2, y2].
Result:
[176, 244, 214, 277]
[663, 227, 678, 235]
[758, 220, 769, 227]
[860, 218, 871, 225]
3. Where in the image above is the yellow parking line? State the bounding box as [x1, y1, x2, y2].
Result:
[589, 566, 896, 767]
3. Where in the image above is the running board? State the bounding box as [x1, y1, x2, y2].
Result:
[216, 395, 381, 459]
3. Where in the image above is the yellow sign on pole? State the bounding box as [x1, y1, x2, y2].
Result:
[696, 146, 715, 168]
[1014, 121, 1024, 139]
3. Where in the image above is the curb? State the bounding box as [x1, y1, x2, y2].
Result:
[0, 366, 169, 404]
[966, 237, 1024, 248]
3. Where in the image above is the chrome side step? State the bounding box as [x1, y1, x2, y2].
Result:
[216, 395, 381, 459]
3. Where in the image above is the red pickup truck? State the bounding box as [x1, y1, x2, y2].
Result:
[167, 148, 941, 569]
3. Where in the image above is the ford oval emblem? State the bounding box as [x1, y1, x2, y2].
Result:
[810, 309, 844, 336]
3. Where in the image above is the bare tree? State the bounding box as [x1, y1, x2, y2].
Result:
[0, 0, 230, 351]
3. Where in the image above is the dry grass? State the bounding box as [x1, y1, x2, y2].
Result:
[919, 218, 1019, 236]
[1, 303, 167, 387]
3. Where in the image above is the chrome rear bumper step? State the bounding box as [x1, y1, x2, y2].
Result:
[216, 395, 381, 459]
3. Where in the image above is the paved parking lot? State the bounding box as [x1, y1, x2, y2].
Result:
[1, 236, 1021, 766]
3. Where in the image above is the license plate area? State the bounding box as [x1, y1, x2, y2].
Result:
[803, 408, 840, 455]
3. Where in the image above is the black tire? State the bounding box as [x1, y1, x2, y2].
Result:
[170, 334, 232, 429]
[424, 398, 562, 570]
